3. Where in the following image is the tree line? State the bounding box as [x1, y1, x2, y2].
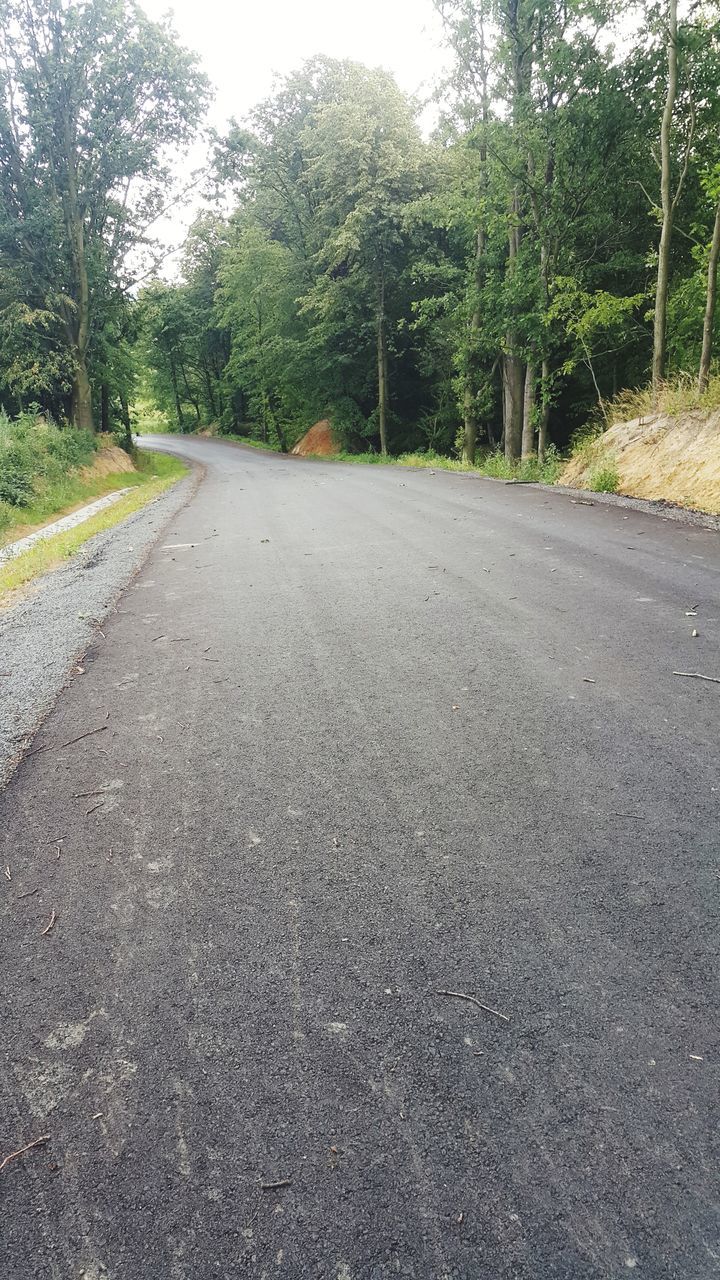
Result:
[2, 0, 720, 462]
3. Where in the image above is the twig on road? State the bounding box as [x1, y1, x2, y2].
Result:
[436, 989, 510, 1023]
[261, 1178, 292, 1191]
[84, 801, 104, 817]
[28, 726, 107, 757]
[672, 671, 720, 684]
[41, 909, 57, 936]
[0, 1135, 50, 1173]
[18, 888, 38, 899]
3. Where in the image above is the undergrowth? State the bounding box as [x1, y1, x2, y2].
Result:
[0, 409, 98, 532]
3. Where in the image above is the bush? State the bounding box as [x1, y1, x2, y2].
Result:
[0, 409, 98, 530]
[588, 463, 620, 493]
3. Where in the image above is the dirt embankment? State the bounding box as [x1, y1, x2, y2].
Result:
[291, 420, 340, 457]
[561, 411, 720, 513]
[80, 444, 136, 479]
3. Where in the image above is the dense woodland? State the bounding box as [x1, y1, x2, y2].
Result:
[1, 0, 720, 463]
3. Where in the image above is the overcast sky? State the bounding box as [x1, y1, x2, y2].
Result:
[142, 0, 449, 127]
[138, 0, 450, 269]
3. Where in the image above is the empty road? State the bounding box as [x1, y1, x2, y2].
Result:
[2, 435, 719, 1279]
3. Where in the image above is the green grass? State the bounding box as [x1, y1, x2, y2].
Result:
[217, 432, 279, 452]
[305, 445, 563, 485]
[0, 450, 187, 600]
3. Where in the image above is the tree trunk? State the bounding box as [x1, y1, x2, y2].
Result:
[653, 0, 678, 402]
[100, 383, 109, 433]
[169, 357, 185, 432]
[503, 355, 524, 461]
[521, 363, 536, 460]
[71, 358, 93, 432]
[203, 361, 218, 419]
[60, 104, 94, 431]
[537, 359, 551, 461]
[462, 18, 490, 466]
[119, 389, 133, 452]
[698, 195, 720, 393]
[462, 384, 477, 465]
[377, 272, 389, 456]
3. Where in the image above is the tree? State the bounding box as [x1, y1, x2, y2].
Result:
[0, 0, 208, 428]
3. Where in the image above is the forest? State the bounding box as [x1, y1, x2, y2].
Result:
[1, 0, 720, 467]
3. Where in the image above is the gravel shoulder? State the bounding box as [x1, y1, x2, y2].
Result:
[0, 465, 199, 787]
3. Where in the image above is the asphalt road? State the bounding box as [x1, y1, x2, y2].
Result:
[2, 435, 719, 1279]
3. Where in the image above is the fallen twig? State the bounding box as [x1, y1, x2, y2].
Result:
[84, 801, 104, 817]
[41, 909, 57, 936]
[28, 725, 107, 757]
[436, 989, 510, 1023]
[611, 812, 644, 820]
[71, 789, 109, 800]
[672, 671, 720, 684]
[0, 1135, 50, 1173]
[18, 888, 38, 899]
[4, 865, 10, 881]
[261, 1178, 292, 1191]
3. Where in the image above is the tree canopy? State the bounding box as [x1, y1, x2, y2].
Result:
[2, 0, 720, 462]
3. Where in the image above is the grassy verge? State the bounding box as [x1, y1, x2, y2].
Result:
[159, 424, 566, 483]
[304, 446, 564, 484]
[204, 431, 279, 453]
[0, 455, 166, 547]
[0, 450, 187, 601]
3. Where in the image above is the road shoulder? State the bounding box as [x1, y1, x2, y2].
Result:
[0, 463, 201, 788]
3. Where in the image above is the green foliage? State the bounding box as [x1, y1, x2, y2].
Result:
[0, 409, 100, 533]
[0, 0, 209, 426]
[588, 463, 620, 493]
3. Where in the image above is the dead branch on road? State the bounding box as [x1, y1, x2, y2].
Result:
[261, 1178, 292, 1191]
[672, 671, 720, 684]
[0, 1135, 50, 1173]
[41, 909, 57, 936]
[436, 989, 510, 1023]
[28, 726, 107, 757]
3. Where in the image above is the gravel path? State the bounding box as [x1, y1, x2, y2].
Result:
[0, 467, 198, 786]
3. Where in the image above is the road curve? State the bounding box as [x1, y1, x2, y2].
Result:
[2, 435, 719, 1279]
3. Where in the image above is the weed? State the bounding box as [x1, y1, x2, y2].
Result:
[588, 463, 620, 493]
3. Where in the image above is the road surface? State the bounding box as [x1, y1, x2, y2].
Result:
[2, 435, 719, 1279]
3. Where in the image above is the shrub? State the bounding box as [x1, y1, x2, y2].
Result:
[588, 463, 620, 493]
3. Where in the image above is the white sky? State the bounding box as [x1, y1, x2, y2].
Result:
[139, 0, 451, 269]
[143, 0, 449, 130]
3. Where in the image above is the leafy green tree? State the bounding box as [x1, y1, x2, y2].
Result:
[0, 0, 209, 428]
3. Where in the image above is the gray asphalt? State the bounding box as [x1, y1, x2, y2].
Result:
[2, 434, 719, 1279]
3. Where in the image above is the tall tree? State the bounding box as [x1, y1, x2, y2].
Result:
[0, 0, 208, 428]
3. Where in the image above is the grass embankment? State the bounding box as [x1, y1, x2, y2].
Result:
[0, 450, 187, 599]
[302, 446, 564, 484]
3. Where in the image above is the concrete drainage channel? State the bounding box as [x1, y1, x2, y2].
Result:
[0, 487, 135, 564]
